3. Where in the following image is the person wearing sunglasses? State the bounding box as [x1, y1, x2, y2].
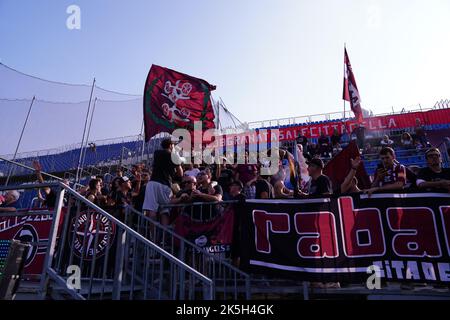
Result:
[416, 148, 450, 193]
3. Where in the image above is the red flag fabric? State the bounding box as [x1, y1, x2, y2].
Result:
[343, 48, 364, 123]
[143, 65, 216, 141]
[323, 141, 371, 191]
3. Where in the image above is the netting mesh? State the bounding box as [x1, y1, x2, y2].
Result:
[0, 63, 242, 156]
[0, 63, 140, 102]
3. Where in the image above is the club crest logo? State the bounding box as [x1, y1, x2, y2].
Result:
[71, 212, 115, 260]
[161, 80, 192, 123]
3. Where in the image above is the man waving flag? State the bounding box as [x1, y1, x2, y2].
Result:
[343, 47, 364, 123]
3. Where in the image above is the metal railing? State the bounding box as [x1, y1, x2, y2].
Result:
[0, 182, 214, 300]
[124, 203, 251, 300]
[47, 183, 214, 300]
[0, 135, 142, 162]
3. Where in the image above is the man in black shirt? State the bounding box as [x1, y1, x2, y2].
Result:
[307, 158, 333, 196]
[217, 164, 234, 200]
[296, 134, 308, 155]
[353, 123, 366, 150]
[229, 181, 246, 202]
[255, 174, 274, 199]
[132, 170, 150, 212]
[143, 138, 183, 225]
[318, 133, 331, 158]
[416, 148, 450, 193]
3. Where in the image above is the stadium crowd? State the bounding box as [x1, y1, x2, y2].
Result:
[2, 124, 450, 222]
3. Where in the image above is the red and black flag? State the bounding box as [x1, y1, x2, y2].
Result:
[323, 141, 371, 192]
[343, 48, 364, 123]
[143, 65, 216, 141]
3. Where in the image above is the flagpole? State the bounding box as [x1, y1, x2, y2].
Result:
[220, 97, 237, 129]
[79, 96, 97, 176]
[216, 100, 221, 131]
[75, 78, 95, 184]
[4, 96, 36, 186]
[211, 95, 222, 132]
[140, 118, 145, 161]
[343, 43, 349, 134]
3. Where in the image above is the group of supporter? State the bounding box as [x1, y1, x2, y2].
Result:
[74, 164, 152, 220]
[2, 122, 448, 218]
[109, 135, 448, 226]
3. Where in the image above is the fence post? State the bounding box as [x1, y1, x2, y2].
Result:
[39, 185, 66, 299]
[204, 281, 214, 300]
[303, 281, 309, 300]
[112, 229, 127, 300]
[178, 241, 185, 299]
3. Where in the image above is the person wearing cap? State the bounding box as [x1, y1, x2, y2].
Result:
[143, 137, 183, 225]
[306, 158, 333, 196]
[195, 170, 223, 202]
[184, 170, 223, 219]
[416, 148, 450, 193]
[0, 190, 20, 212]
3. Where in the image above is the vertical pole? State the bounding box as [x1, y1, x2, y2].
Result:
[39, 184, 66, 299]
[112, 229, 127, 300]
[75, 78, 96, 184]
[343, 44, 348, 133]
[211, 95, 219, 130]
[140, 119, 145, 161]
[5, 96, 36, 186]
[80, 97, 97, 176]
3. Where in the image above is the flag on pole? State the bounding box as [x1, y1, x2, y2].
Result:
[143, 65, 216, 141]
[343, 48, 364, 123]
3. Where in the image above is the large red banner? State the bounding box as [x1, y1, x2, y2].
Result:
[277, 109, 450, 141]
[0, 208, 65, 275]
[211, 109, 450, 148]
[240, 194, 450, 284]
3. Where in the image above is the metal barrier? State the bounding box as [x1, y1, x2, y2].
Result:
[124, 203, 251, 300]
[1, 182, 214, 300]
[47, 183, 214, 300]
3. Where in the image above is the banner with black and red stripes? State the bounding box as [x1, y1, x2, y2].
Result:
[239, 193, 450, 284]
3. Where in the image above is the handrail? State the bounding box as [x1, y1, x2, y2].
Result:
[125, 203, 251, 299]
[0, 135, 142, 162]
[0, 181, 214, 300]
[126, 205, 247, 277]
[59, 183, 214, 285]
[0, 157, 84, 189]
[0, 157, 63, 182]
[0, 182, 61, 191]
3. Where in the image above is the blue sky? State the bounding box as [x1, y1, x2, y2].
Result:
[1, 0, 450, 130]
